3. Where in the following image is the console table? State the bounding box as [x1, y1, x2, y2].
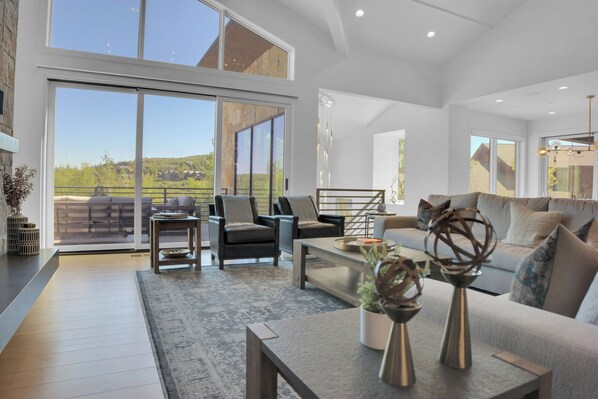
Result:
[0, 249, 59, 352]
[150, 216, 201, 274]
[247, 308, 551, 398]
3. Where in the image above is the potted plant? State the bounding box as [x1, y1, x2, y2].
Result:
[3, 166, 36, 253]
[358, 244, 393, 350]
[359, 243, 429, 350]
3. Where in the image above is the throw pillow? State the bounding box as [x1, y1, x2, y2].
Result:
[503, 202, 563, 248]
[576, 273, 598, 325]
[510, 224, 598, 317]
[287, 196, 319, 225]
[574, 218, 598, 250]
[165, 197, 179, 206]
[573, 218, 595, 242]
[415, 199, 450, 231]
[221, 195, 255, 226]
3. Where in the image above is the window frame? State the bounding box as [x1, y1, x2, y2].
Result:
[539, 133, 598, 199]
[470, 129, 525, 197]
[47, 0, 295, 80]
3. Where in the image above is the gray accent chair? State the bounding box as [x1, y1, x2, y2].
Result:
[274, 195, 345, 254]
[208, 195, 280, 270]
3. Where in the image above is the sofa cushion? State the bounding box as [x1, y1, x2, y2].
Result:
[224, 224, 275, 244]
[488, 241, 534, 273]
[298, 222, 340, 239]
[415, 199, 450, 231]
[503, 203, 563, 248]
[510, 224, 598, 317]
[428, 192, 479, 209]
[385, 227, 474, 260]
[576, 273, 598, 325]
[548, 197, 598, 231]
[473, 194, 550, 239]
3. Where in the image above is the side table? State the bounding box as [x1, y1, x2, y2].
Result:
[150, 216, 201, 274]
[365, 211, 396, 237]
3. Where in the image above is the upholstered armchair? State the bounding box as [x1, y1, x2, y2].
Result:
[209, 195, 280, 269]
[275, 195, 345, 254]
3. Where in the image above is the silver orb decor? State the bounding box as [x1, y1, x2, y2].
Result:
[373, 255, 423, 387]
[424, 208, 497, 369]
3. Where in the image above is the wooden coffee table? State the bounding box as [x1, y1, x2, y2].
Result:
[292, 237, 434, 306]
[247, 308, 551, 398]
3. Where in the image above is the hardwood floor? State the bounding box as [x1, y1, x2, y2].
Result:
[0, 252, 209, 398]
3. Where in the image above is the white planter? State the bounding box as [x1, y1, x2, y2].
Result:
[360, 306, 393, 350]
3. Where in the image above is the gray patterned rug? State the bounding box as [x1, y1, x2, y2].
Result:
[136, 260, 351, 399]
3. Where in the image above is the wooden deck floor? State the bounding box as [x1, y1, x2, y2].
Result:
[0, 252, 212, 398]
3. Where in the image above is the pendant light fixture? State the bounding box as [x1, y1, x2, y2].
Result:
[537, 95, 598, 157]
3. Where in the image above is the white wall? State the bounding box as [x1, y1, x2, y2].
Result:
[443, 0, 598, 104]
[366, 103, 450, 215]
[448, 106, 528, 195]
[13, 0, 442, 246]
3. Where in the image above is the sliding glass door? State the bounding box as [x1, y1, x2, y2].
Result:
[51, 86, 287, 251]
[141, 92, 216, 245]
[53, 86, 138, 249]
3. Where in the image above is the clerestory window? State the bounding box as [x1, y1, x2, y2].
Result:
[50, 0, 291, 80]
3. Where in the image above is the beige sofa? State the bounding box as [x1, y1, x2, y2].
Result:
[419, 279, 598, 399]
[373, 192, 598, 294]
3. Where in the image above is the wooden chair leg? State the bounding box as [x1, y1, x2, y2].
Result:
[219, 259, 225, 270]
[273, 256, 279, 266]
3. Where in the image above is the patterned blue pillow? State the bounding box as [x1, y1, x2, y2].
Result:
[509, 226, 559, 308]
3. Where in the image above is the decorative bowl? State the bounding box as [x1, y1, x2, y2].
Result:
[333, 237, 396, 252]
[160, 249, 191, 258]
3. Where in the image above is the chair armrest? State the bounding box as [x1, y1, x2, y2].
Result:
[373, 215, 417, 239]
[319, 214, 345, 235]
[258, 215, 279, 229]
[209, 215, 225, 224]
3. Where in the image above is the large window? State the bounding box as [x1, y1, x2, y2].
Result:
[372, 131, 405, 204]
[545, 136, 595, 199]
[470, 135, 519, 197]
[50, 0, 291, 79]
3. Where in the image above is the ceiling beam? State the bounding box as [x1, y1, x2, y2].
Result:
[409, 0, 492, 30]
[321, 0, 349, 56]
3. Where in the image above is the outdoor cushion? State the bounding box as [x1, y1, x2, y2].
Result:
[221, 195, 255, 226]
[178, 195, 196, 206]
[503, 203, 563, 248]
[298, 222, 340, 239]
[286, 196, 319, 224]
[224, 224, 275, 244]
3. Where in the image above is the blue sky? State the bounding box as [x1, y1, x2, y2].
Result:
[51, 1, 220, 167]
[55, 88, 216, 167]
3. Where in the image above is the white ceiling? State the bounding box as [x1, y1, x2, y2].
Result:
[460, 71, 598, 121]
[274, 0, 528, 65]
[320, 89, 394, 138]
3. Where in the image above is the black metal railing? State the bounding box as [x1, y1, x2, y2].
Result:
[54, 186, 228, 226]
[316, 188, 385, 236]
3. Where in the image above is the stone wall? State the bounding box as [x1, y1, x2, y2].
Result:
[0, 0, 18, 253]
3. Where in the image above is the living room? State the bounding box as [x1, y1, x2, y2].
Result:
[0, 0, 597, 398]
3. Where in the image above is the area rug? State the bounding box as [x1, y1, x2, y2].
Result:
[136, 260, 351, 399]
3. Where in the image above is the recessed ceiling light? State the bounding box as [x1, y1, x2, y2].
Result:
[427, 31, 436, 38]
[548, 111, 556, 115]
[355, 9, 365, 17]
[495, 99, 504, 103]
[559, 86, 569, 90]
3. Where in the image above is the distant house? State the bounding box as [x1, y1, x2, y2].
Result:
[470, 143, 516, 196]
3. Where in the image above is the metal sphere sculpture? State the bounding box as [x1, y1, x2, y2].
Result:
[373, 256, 423, 306]
[424, 208, 497, 275]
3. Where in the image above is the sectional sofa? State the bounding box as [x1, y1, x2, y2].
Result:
[373, 192, 598, 294]
[372, 192, 598, 397]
